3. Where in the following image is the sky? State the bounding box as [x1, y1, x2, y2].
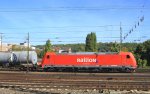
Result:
[0, 0, 149, 45]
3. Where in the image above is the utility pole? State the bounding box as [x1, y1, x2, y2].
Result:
[0, 33, 2, 51]
[27, 32, 29, 73]
[120, 22, 122, 52]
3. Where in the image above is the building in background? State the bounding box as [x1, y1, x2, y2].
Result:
[20, 42, 31, 47]
[0, 43, 12, 51]
[58, 48, 72, 53]
[0, 42, 35, 51]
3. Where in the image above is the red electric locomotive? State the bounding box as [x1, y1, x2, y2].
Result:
[41, 52, 137, 72]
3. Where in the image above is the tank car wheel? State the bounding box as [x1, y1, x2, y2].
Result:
[2, 63, 10, 68]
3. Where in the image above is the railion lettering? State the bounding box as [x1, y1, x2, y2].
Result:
[77, 57, 97, 63]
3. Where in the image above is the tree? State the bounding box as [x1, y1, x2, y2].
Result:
[110, 42, 120, 52]
[134, 44, 145, 67]
[44, 39, 52, 52]
[143, 40, 150, 66]
[137, 59, 143, 68]
[134, 40, 150, 67]
[142, 59, 147, 68]
[41, 39, 52, 57]
[134, 44, 145, 54]
[85, 33, 92, 51]
[137, 59, 147, 68]
[91, 32, 97, 51]
[85, 32, 97, 52]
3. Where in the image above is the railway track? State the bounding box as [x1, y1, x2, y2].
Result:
[0, 71, 150, 81]
[0, 71, 150, 92]
[0, 80, 150, 90]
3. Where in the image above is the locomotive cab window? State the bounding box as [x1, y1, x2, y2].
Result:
[126, 55, 130, 59]
[47, 55, 50, 59]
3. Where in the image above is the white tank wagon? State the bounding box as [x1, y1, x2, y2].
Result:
[12, 51, 37, 65]
[0, 52, 13, 66]
[0, 51, 37, 66]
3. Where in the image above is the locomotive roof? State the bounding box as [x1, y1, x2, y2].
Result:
[58, 52, 119, 55]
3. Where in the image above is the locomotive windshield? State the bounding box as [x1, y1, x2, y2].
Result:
[126, 55, 130, 59]
[47, 55, 50, 59]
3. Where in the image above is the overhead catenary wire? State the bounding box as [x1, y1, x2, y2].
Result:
[0, 6, 149, 12]
[0, 3, 147, 44]
[122, 11, 145, 41]
[0, 25, 145, 30]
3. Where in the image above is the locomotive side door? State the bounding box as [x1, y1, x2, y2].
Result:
[45, 54, 54, 66]
[46, 55, 51, 64]
[47, 54, 55, 66]
[120, 54, 127, 66]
